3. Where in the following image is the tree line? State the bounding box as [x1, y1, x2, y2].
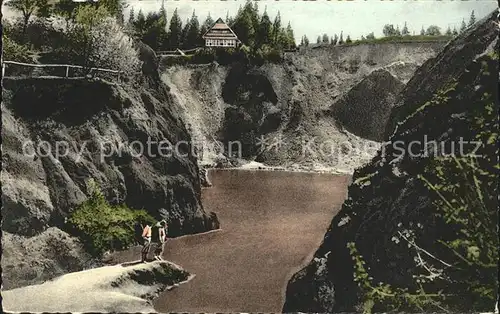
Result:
[128, 0, 296, 51]
[300, 10, 477, 47]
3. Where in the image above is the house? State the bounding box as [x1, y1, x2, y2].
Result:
[202, 18, 240, 48]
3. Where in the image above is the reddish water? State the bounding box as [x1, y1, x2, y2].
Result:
[113, 170, 350, 312]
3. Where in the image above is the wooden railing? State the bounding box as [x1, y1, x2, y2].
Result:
[1, 61, 124, 81]
[156, 47, 201, 56]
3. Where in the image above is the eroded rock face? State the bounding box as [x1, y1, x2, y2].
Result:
[1, 75, 219, 288]
[1, 228, 93, 290]
[329, 69, 404, 141]
[283, 11, 498, 313]
[162, 41, 445, 172]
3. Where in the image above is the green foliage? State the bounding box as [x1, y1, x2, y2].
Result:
[184, 11, 201, 49]
[348, 242, 449, 313]
[53, 0, 79, 25]
[383, 24, 398, 37]
[256, 9, 272, 47]
[5, 0, 50, 39]
[425, 25, 441, 36]
[401, 22, 410, 36]
[68, 179, 155, 256]
[168, 8, 183, 50]
[351, 34, 452, 46]
[96, 0, 127, 21]
[415, 72, 498, 310]
[136, 11, 167, 51]
[2, 35, 32, 62]
[468, 10, 476, 27]
[460, 19, 467, 33]
[192, 47, 216, 64]
[348, 54, 498, 313]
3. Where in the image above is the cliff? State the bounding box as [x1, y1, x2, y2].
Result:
[283, 11, 498, 313]
[161, 41, 445, 172]
[1, 75, 219, 289]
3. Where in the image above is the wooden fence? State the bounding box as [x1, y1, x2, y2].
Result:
[2, 61, 124, 81]
[156, 47, 201, 56]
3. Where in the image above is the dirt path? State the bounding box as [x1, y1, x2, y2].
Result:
[111, 170, 351, 312]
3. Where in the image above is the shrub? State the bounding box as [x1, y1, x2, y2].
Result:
[55, 6, 142, 77]
[2, 35, 33, 62]
[67, 179, 155, 256]
[192, 48, 216, 64]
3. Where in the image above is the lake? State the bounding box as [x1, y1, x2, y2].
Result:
[114, 170, 350, 312]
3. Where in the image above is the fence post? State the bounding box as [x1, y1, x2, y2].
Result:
[66, 66, 69, 78]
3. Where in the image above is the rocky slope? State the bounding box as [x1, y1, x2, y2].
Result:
[161, 41, 446, 173]
[2, 260, 191, 312]
[283, 11, 498, 313]
[329, 69, 404, 141]
[1, 66, 219, 288]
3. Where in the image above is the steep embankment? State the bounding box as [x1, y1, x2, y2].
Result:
[283, 12, 498, 313]
[161, 42, 445, 173]
[1, 75, 219, 289]
[329, 69, 405, 141]
[2, 260, 191, 312]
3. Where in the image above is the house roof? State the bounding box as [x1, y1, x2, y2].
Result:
[202, 18, 239, 40]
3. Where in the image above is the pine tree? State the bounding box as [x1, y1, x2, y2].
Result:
[135, 9, 146, 35]
[460, 19, 467, 33]
[186, 10, 200, 49]
[168, 8, 183, 49]
[317, 36, 321, 44]
[303, 35, 309, 47]
[159, 0, 167, 24]
[272, 11, 282, 47]
[345, 35, 352, 43]
[366, 32, 375, 40]
[286, 22, 295, 49]
[226, 11, 233, 26]
[338, 31, 344, 45]
[232, 6, 255, 47]
[322, 33, 329, 43]
[181, 17, 190, 49]
[420, 26, 425, 36]
[256, 8, 273, 47]
[128, 7, 135, 25]
[468, 10, 476, 27]
[452, 27, 458, 36]
[402, 22, 410, 36]
[445, 26, 452, 36]
[333, 33, 338, 45]
[250, 0, 260, 32]
[395, 25, 401, 36]
[200, 13, 214, 42]
[300, 36, 304, 46]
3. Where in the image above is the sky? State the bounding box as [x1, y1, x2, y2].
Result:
[1, 0, 497, 42]
[122, 0, 497, 41]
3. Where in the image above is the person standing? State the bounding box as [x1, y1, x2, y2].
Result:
[152, 220, 168, 261]
[140, 222, 152, 263]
